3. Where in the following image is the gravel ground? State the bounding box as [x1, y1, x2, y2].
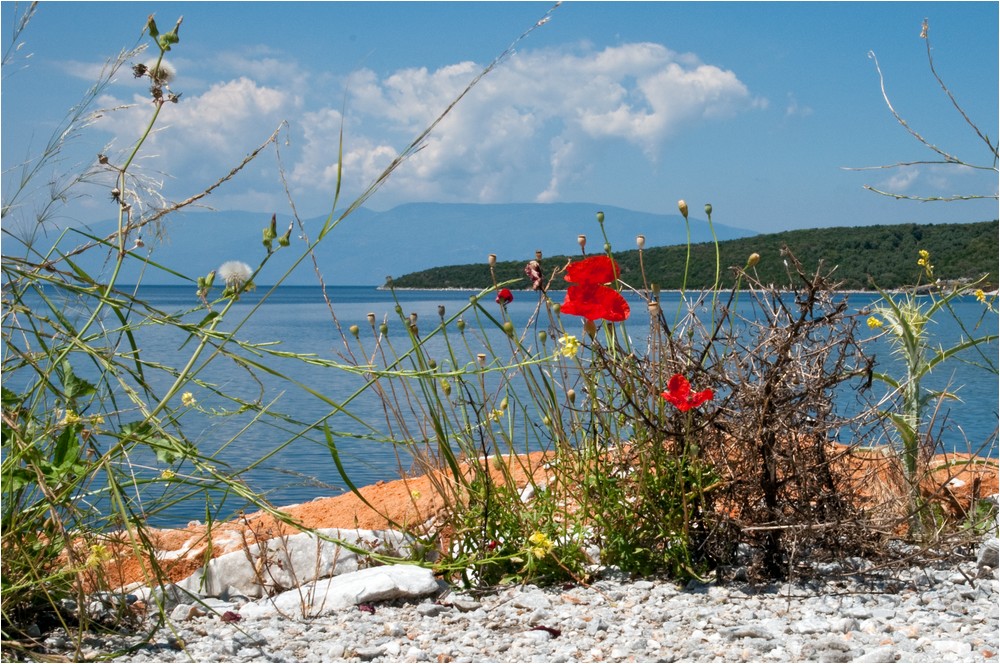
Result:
[29, 558, 1000, 663]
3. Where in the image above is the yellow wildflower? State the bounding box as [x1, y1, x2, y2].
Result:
[160, 469, 176, 480]
[975, 289, 986, 304]
[59, 409, 82, 427]
[85, 543, 111, 568]
[181, 392, 197, 407]
[89, 413, 105, 426]
[558, 334, 581, 358]
[916, 249, 933, 276]
[867, 316, 884, 329]
[527, 531, 554, 558]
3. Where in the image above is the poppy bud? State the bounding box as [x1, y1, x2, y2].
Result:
[503, 321, 515, 337]
[704, 203, 713, 216]
[577, 235, 587, 251]
[379, 323, 389, 336]
[603, 243, 611, 254]
[538, 330, 547, 344]
[428, 358, 437, 369]
[746, 252, 760, 268]
[457, 318, 466, 332]
[566, 389, 576, 404]
[596, 211, 605, 225]
[583, 319, 597, 338]
[636, 235, 645, 250]
[394, 304, 403, 315]
[678, 200, 689, 219]
[488, 254, 497, 267]
[440, 380, 452, 396]
[349, 325, 360, 338]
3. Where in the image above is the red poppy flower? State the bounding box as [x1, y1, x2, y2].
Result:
[561, 284, 630, 322]
[496, 288, 514, 307]
[565, 255, 620, 285]
[661, 374, 714, 412]
[560, 255, 630, 322]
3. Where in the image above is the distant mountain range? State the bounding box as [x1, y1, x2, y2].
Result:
[42, 202, 756, 286]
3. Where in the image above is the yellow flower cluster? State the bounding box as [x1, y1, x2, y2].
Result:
[975, 289, 986, 304]
[558, 334, 581, 358]
[181, 392, 197, 407]
[917, 249, 933, 277]
[527, 531, 554, 558]
[867, 316, 884, 329]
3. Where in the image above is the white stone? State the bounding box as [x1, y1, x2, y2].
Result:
[175, 528, 416, 598]
[977, 538, 999, 568]
[239, 564, 440, 619]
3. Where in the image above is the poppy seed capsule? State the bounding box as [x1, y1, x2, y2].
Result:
[457, 318, 466, 332]
[428, 358, 437, 369]
[349, 325, 360, 338]
[488, 254, 497, 267]
[503, 321, 515, 337]
[379, 323, 389, 335]
[636, 235, 645, 250]
[596, 211, 605, 224]
[367, 312, 376, 326]
[704, 203, 713, 216]
[577, 235, 587, 250]
[438, 305, 446, 318]
[538, 330, 547, 343]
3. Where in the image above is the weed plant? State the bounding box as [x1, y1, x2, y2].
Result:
[1, 7, 996, 656]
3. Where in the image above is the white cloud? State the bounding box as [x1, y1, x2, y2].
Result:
[291, 41, 763, 207]
[84, 40, 763, 213]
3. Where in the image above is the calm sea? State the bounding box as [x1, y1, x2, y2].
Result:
[9, 285, 998, 527]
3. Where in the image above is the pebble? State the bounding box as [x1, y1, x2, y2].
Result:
[28, 561, 999, 663]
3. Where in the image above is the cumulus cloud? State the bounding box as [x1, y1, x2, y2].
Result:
[292, 41, 764, 206]
[84, 41, 763, 212]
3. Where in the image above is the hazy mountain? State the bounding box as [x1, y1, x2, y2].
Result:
[44, 202, 756, 286]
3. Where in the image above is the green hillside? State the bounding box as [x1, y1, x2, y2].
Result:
[389, 221, 998, 291]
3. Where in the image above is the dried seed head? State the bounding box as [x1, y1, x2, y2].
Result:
[367, 312, 377, 326]
[577, 235, 587, 251]
[636, 234, 645, 250]
[488, 254, 497, 267]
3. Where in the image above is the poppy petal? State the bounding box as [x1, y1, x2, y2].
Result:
[564, 255, 621, 285]
[561, 285, 630, 322]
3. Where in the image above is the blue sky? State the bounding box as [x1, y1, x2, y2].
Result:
[2, 1, 997, 236]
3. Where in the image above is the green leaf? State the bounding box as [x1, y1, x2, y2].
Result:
[52, 425, 81, 470]
[57, 360, 96, 401]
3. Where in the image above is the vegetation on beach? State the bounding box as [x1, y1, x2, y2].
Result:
[388, 220, 998, 291]
[1, 7, 997, 659]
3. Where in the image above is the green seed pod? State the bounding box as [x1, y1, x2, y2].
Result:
[428, 358, 437, 369]
[379, 323, 389, 336]
[457, 318, 466, 332]
[503, 321, 515, 337]
[538, 330, 548, 344]
[349, 325, 360, 338]
[704, 203, 713, 216]
[440, 380, 452, 397]
[596, 210, 605, 224]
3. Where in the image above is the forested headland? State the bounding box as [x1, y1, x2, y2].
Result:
[388, 221, 998, 291]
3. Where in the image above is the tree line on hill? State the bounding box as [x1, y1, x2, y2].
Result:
[388, 221, 998, 292]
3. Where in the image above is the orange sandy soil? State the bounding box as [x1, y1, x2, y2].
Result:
[97, 447, 997, 592]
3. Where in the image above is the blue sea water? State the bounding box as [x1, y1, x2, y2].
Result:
[7, 285, 997, 527]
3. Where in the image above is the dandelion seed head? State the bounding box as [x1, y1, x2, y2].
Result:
[219, 260, 253, 290]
